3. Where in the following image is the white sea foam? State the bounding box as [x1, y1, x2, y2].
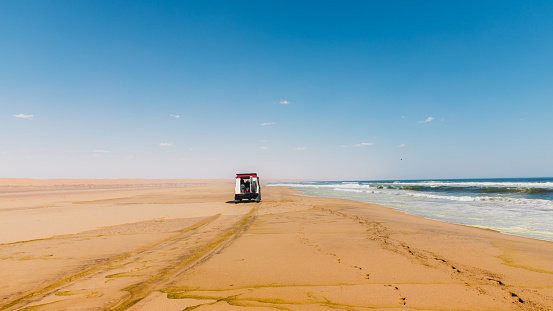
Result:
[381, 181, 553, 189]
[334, 188, 366, 193]
[268, 182, 553, 207]
[327, 185, 553, 207]
[335, 188, 391, 194]
[405, 192, 553, 206]
[267, 179, 553, 241]
[269, 181, 553, 189]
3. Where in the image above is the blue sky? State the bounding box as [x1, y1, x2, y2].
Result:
[1, 0, 553, 180]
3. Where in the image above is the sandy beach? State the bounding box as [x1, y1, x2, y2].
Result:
[1, 180, 553, 310]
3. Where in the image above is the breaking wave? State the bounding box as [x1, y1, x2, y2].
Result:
[268, 178, 553, 241]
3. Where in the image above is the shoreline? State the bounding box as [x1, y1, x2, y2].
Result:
[1, 184, 553, 310]
[289, 187, 553, 242]
[271, 181, 553, 243]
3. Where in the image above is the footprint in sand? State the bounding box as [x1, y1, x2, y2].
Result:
[485, 277, 504, 285]
[351, 265, 362, 270]
[509, 292, 524, 303]
[363, 274, 370, 279]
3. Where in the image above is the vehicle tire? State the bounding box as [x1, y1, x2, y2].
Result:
[255, 194, 261, 202]
[235, 199, 241, 204]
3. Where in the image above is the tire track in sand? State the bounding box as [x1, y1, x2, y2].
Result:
[108, 207, 258, 311]
[0, 214, 221, 311]
[1, 207, 257, 311]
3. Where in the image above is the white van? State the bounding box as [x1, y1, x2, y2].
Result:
[235, 173, 261, 203]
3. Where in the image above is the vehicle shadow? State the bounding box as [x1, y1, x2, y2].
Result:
[225, 200, 259, 204]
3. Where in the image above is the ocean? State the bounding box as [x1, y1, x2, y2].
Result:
[267, 178, 553, 242]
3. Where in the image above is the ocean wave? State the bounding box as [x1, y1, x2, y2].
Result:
[388, 185, 553, 196]
[381, 181, 553, 189]
[267, 180, 553, 242]
[268, 182, 553, 207]
[268, 181, 553, 196]
[331, 185, 553, 207]
[405, 192, 553, 207]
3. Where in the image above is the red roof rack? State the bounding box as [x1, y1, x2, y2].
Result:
[236, 173, 258, 178]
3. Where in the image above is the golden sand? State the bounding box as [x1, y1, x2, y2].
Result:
[1, 181, 552, 310]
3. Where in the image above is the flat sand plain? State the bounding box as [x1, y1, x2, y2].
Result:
[1, 180, 553, 310]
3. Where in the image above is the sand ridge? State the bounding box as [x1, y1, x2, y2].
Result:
[1, 184, 553, 310]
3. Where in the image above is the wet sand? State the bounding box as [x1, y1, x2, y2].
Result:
[1, 181, 553, 310]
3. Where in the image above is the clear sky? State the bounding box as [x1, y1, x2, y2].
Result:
[1, 0, 553, 180]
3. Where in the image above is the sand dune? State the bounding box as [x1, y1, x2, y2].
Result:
[1, 182, 552, 310]
[0, 178, 233, 187]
